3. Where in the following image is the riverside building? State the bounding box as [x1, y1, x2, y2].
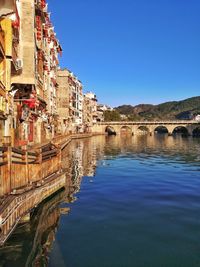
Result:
[9, 0, 61, 146]
[84, 92, 98, 124]
[68, 72, 83, 132]
[0, 0, 102, 145]
[57, 69, 84, 134]
[56, 69, 70, 134]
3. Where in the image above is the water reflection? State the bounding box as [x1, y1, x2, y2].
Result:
[0, 189, 67, 267]
[104, 134, 200, 165]
[0, 136, 105, 267]
[0, 134, 200, 266]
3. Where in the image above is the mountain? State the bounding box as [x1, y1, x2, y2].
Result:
[115, 96, 200, 121]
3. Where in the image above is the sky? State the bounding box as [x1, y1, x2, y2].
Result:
[48, 0, 200, 107]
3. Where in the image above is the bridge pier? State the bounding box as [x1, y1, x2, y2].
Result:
[187, 127, 193, 136]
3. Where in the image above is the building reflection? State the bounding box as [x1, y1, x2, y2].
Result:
[0, 134, 199, 266]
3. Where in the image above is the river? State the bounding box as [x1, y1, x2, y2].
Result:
[1, 134, 200, 267]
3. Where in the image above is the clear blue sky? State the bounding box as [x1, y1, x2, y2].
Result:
[48, 0, 200, 107]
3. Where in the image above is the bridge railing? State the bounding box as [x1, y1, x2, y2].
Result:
[96, 120, 200, 125]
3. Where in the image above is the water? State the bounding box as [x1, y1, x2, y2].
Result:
[1, 134, 200, 267]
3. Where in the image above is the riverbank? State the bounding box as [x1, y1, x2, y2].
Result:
[0, 132, 103, 245]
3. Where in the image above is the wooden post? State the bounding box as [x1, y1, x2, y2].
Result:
[58, 145, 62, 173]
[37, 148, 43, 180]
[2, 136, 12, 195]
[1, 146, 12, 196]
[23, 146, 29, 185]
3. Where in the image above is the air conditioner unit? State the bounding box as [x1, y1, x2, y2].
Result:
[15, 59, 23, 70]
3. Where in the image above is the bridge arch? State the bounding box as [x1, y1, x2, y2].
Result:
[120, 126, 132, 135]
[137, 126, 150, 135]
[172, 126, 189, 136]
[154, 126, 169, 134]
[105, 126, 116, 135]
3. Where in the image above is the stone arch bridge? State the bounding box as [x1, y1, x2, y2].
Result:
[92, 121, 200, 136]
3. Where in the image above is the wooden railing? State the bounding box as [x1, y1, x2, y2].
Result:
[0, 171, 66, 245]
[52, 133, 95, 150]
[0, 142, 62, 197]
[0, 132, 99, 198]
[0, 132, 100, 245]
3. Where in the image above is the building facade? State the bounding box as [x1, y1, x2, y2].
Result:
[11, 0, 61, 146]
[56, 69, 70, 134]
[57, 69, 84, 134]
[0, 0, 100, 146]
[84, 92, 98, 125]
[68, 72, 83, 132]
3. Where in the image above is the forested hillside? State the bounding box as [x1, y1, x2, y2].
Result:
[107, 97, 200, 121]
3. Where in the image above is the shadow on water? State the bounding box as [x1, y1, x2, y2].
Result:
[1, 134, 200, 266]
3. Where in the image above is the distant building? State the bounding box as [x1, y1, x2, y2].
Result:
[84, 92, 98, 124]
[83, 95, 93, 132]
[68, 72, 83, 132]
[57, 69, 83, 134]
[56, 69, 70, 134]
[194, 114, 200, 122]
[98, 104, 113, 112]
[120, 114, 128, 120]
[96, 104, 113, 122]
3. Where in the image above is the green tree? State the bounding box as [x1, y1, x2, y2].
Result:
[104, 110, 121, 121]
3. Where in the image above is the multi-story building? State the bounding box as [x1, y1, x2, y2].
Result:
[96, 104, 113, 122]
[0, 0, 100, 146]
[84, 92, 98, 124]
[83, 96, 93, 132]
[57, 69, 84, 134]
[56, 69, 70, 134]
[10, 0, 61, 145]
[68, 72, 83, 132]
